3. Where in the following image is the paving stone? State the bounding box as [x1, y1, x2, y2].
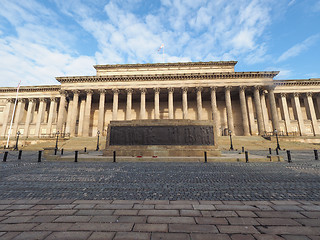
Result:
[257, 218, 301, 226]
[28, 215, 59, 223]
[222, 201, 244, 205]
[112, 200, 143, 205]
[0, 205, 10, 210]
[257, 226, 320, 235]
[75, 210, 114, 216]
[12, 231, 51, 240]
[31, 205, 55, 210]
[300, 205, 320, 211]
[195, 217, 228, 225]
[190, 233, 231, 240]
[90, 216, 118, 223]
[54, 216, 92, 222]
[227, 217, 260, 225]
[216, 205, 258, 211]
[236, 211, 257, 217]
[155, 204, 193, 210]
[37, 200, 74, 205]
[1, 216, 34, 224]
[170, 201, 199, 205]
[35, 210, 77, 216]
[74, 204, 96, 209]
[6, 210, 39, 216]
[230, 234, 255, 240]
[133, 204, 155, 209]
[117, 216, 147, 223]
[217, 225, 259, 234]
[180, 210, 202, 217]
[6, 205, 34, 210]
[69, 222, 134, 231]
[53, 204, 76, 210]
[151, 232, 190, 240]
[113, 232, 150, 240]
[138, 209, 179, 216]
[271, 205, 303, 211]
[95, 204, 133, 210]
[281, 235, 311, 240]
[133, 223, 168, 232]
[256, 205, 274, 211]
[144, 200, 170, 205]
[0, 232, 21, 240]
[253, 234, 286, 240]
[255, 211, 306, 218]
[113, 209, 138, 215]
[87, 232, 115, 240]
[295, 218, 320, 227]
[148, 216, 196, 224]
[72, 200, 112, 204]
[271, 201, 300, 205]
[202, 210, 238, 217]
[199, 200, 223, 205]
[0, 223, 38, 231]
[45, 231, 92, 240]
[300, 211, 320, 218]
[12, 200, 41, 205]
[33, 223, 73, 231]
[0, 210, 11, 216]
[193, 205, 215, 210]
[169, 224, 218, 233]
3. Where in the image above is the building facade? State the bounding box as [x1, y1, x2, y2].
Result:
[1, 61, 320, 138]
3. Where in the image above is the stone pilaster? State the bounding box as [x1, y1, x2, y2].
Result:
[1, 98, 14, 137]
[196, 87, 203, 120]
[12, 99, 26, 136]
[126, 89, 132, 120]
[47, 97, 57, 135]
[35, 98, 47, 137]
[182, 87, 188, 120]
[140, 88, 147, 119]
[293, 92, 306, 136]
[154, 88, 160, 119]
[57, 90, 67, 133]
[98, 89, 106, 133]
[225, 87, 234, 134]
[239, 86, 250, 136]
[112, 89, 119, 121]
[280, 93, 291, 135]
[268, 87, 280, 132]
[24, 98, 35, 138]
[306, 92, 320, 136]
[168, 88, 174, 119]
[83, 90, 93, 137]
[70, 90, 80, 137]
[253, 86, 265, 135]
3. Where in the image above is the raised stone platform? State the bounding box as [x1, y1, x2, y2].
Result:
[103, 119, 221, 157]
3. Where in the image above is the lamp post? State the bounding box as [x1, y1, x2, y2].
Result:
[96, 130, 100, 151]
[55, 131, 60, 155]
[229, 130, 234, 151]
[274, 129, 281, 150]
[14, 131, 20, 150]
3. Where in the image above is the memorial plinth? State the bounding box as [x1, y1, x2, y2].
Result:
[104, 120, 220, 157]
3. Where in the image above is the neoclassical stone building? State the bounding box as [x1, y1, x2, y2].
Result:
[1, 61, 320, 138]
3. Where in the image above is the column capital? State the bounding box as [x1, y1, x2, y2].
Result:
[140, 88, 147, 93]
[39, 98, 47, 102]
[280, 93, 287, 98]
[196, 87, 203, 92]
[225, 86, 232, 91]
[72, 90, 80, 94]
[210, 86, 217, 92]
[182, 87, 188, 93]
[267, 85, 276, 91]
[17, 98, 26, 103]
[126, 88, 133, 94]
[85, 89, 93, 95]
[239, 85, 247, 91]
[306, 92, 313, 97]
[6, 98, 15, 103]
[98, 89, 107, 94]
[112, 88, 119, 94]
[253, 85, 262, 91]
[59, 90, 67, 95]
[50, 97, 58, 102]
[28, 98, 37, 102]
[293, 92, 300, 97]
[153, 87, 160, 93]
[168, 87, 174, 93]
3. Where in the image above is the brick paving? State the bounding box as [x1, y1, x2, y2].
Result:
[0, 150, 319, 239]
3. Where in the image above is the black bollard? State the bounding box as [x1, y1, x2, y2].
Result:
[84, 147, 87, 153]
[54, 148, 57, 155]
[38, 151, 42, 162]
[287, 150, 291, 163]
[18, 150, 22, 160]
[113, 151, 116, 163]
[245, 151, 249, 163]
[276, 148, 279, 155]
[204, 151, 207, 163]
[61, 148, 64, 155]
[242, 147, 244, 153]
[75, 151, 78, 162]
[314, 150, 318, 160]
[3, 151, 8, 162]
[268, 148, 272, 155]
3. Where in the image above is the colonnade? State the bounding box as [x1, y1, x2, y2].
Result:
[1, 86, 320, 137]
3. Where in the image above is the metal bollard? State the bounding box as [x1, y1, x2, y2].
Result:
[242, 147, 244, 153]
[245, 151, 249, 163]
[54, 148, 57, 155]
[3, 151, 8, 162]
[268, 148, 272, 155]
[276, 148, 279, 155]
[18, 150, 22, 160]
[38, 151, 42, 162]
[75, 151, 78, 162]
[113, 151, 116, 163]
[204, 151, 207, 163]
[84, 147, 87, 153]
[314, 150, 318, 160]
[61, 148, 64, 155]
[287, 150, 291, 163]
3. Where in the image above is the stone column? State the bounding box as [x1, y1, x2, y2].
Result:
[260, 90, 270, 132]
[225, 87, 234, 134]
[168, 88, 174, 119]
[35, 98, 46, 137]
[306, 92, 320, 135]
[140, 88, 146, 119]
[247, 95, 257, 135]
[196, 87, 203, 120]
[293, 92, 306, 135]
[65, 97, 73, 134]
[24, 99, 35, 138]
[112, 89, 119, 120]
[239, 86, 250, 136]
[78, 97, 86, 136]
[70, 90, 80, 137]
[154, 88, 160, 119]
[210, 87, 219, 135]
[12, 99, 25, 136]
[47, 97, 57, 135]
[1, 99, 14, 137]
[83, 90, 93, 137]
[253, 86, 265, 135]
[182, 87, 188, 119]
[268, 87, 280, 132]
[280, 93, 291, 135]
[126, 89, 132, 120]
[98, 89, 106, 133]
[57, 91, 67, 133]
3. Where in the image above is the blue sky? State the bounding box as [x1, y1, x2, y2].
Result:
[0, 0, 319, 87]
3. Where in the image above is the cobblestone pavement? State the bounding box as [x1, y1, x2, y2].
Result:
[0, 150, 320, 201]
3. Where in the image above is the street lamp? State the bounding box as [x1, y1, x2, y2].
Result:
[96, 130, 100, 151]
[274, 129, 281, 150]
[14, 131, 20, 150]
[55, 131, 60, 155]
[229, 130, 234, 151]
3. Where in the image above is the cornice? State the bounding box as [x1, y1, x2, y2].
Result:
[56, 71, 279, 83]
[93, 61, 238, 70]
[274, 79, 320, 86]
[0, 85, 61, 93]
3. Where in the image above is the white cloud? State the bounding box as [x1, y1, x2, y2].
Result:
[288, 0, 296, 6]
[277, 34, 320, 62]
[314, 1, 320, 12]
